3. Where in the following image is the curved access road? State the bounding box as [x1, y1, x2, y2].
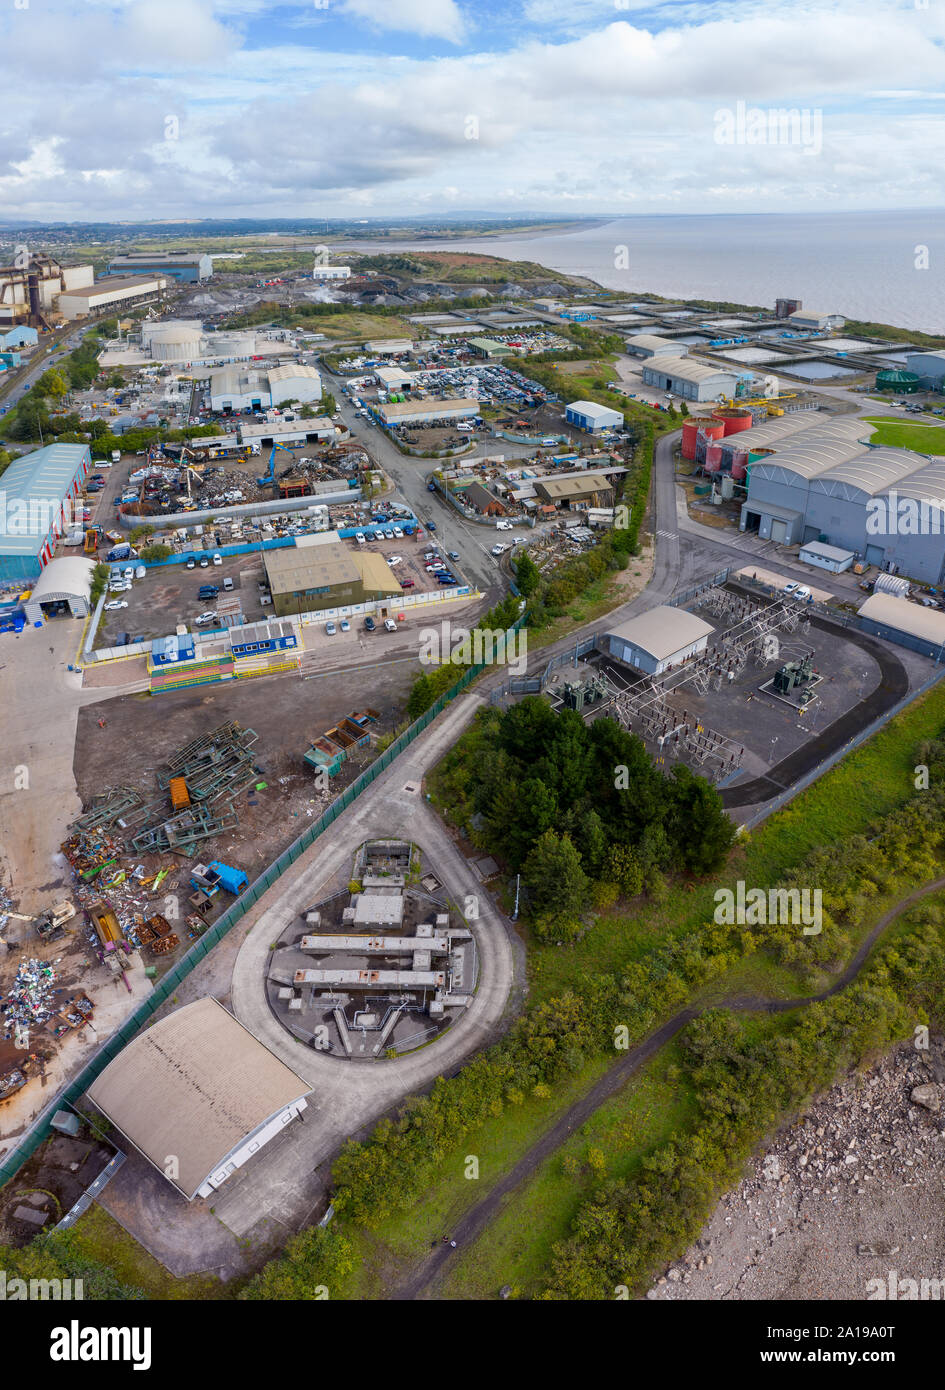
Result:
[391, 874, 945, 1300]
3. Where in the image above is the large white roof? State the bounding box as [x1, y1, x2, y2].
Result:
[606, 605, 714, 661]
[859, 592, 945, 645]
[28, 555, 95, 602]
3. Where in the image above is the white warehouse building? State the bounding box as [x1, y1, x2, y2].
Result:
[312, 265, 351, 281]
[565, 400, 623, 432]
[625, 334, 688, 360]
[209, 363, 321, 413]
[604, 606, 714, 675]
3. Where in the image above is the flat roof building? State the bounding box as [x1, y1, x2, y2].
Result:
[605, 606, 714, 675]
[534, 473, 613, 508]
[377, 397, 478, 426]
[57, 274, 168, 320]
[788, 310, 846, 331]
[107, 252, 212, 283]
[86, 997, 309, 1200]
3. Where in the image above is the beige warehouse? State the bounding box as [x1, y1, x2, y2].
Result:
[86, 997, 310, 1200]
[264, 534, 402, 616]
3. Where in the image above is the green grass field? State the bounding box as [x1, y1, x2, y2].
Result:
[862, 416, 945, 453]
[68, 1206, 231, 1300]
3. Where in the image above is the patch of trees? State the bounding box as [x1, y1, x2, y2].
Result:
[432, 699, 735, 940]
[238, 1225, 355, 1301]
[403, 591, 523, 720]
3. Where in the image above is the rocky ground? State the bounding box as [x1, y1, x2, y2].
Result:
[649, 1037, 945, 1301]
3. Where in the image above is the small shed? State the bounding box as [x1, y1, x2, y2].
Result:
[798, 541, 855, 574]
[604, 605, 714, 675]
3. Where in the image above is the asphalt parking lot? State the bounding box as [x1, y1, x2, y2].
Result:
[97, 551, 270, 646]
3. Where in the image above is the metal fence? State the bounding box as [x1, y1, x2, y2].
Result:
[0, 616, 527, 1192]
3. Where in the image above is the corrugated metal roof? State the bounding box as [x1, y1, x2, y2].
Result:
[0, 444, 90, 558]
[813, 447, 922, 496]
[26, 555, 95, 602]
[859, 592, 945, 644]
[642, 356, 736, 383]
[86, 998, 309, 1199]
[606, 605, 714, 661]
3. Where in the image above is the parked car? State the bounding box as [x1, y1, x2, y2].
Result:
[383, 618, 397, 632]
[198, 584, 219, 599]
[448, 551, 460, 561]
[223, 576, 234, 591]
[793, 586, 812, 601]
[388, 555, 403, 566]
[364, 615, 376, 632]
[340, 619, 350, 632]
[185, 554, 196, 569]
[134, 565, 146, 579]
[199, 555, 210, 567]
[195, 610, 218, 626]
[104, 600, 128, 611]
[325, 621, 337, 635]
[782, 581, 799, 594]
[400, 578, 415, 589]
[212, 552, 222, 565]
[496, 519, 513, 530]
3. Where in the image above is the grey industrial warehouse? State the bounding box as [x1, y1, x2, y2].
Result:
[857, 591, 945, 658]
[739, 417, 945, 583]
[605, 606, 714, 675]
[642, 357, 740, 402]
[625, 335, 689, 360]
[0, 442, 92, 582]
[86, 998, 309, 1201]
[106, 252, 213, 283]
[209, 363, 322, 413]
[565, 400, 623, 432]
[376, 398, 478, 426]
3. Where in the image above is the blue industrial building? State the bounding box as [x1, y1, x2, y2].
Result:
[0, 326, 38, 351]
[149, 632, 196, 665]
[0, 443, 92, 584]
[228, 618, 298, 658]
[106, 252, 212, 283]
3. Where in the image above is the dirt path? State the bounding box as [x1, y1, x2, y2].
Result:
[390, 875, 945, 1300]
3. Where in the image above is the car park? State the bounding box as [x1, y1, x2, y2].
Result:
[325, 621, 336, 635]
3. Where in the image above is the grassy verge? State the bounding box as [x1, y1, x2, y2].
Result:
[437, 1040, 695, 1300]
[68, 1205, 233, 1300]
[861, 416, 945, 452]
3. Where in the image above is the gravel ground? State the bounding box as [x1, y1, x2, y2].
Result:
[649, 1037, 945, 1302]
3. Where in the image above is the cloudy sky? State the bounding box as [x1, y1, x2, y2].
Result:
[1, 0, 944, 221]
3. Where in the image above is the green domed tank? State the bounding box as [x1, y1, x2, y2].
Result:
[875, 369, 921, 393]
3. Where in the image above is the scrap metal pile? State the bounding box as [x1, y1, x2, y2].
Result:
[130, 721, 260, 855]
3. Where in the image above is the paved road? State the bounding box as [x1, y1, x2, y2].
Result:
[392, 873, 945, 1300]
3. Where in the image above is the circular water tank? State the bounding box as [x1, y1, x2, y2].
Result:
[712, 408, 753, 436]
[150, 326, 202, 361]
[704, 443, 724, 472]
[731, 459, 748, 481]
[876, 369, 920, 393]
[681, 417, 719, 460]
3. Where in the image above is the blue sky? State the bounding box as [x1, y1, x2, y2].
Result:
[0, 0, 943, 221]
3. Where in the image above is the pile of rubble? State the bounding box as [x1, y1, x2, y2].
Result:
[650, 1036, 945, 1300]
[1, 959, 59, 1033]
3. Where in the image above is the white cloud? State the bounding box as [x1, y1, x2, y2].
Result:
[342, 0, 468, 44]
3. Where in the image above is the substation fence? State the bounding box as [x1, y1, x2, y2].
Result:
[0, 617, 527, 1191]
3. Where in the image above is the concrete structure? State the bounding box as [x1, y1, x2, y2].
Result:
[143, 321, 203, 361]
[624, 334, 688, 360]
[641, 357, 740, 402]
[565, 400, 623, 432]
[86, 997, 309, 1201]
[0, 443, 92, 582]
[788, 310, 845, 331]
[209, 363, 321, 413]
[740, 418, 945, 581]
[905, 351, 945, 390]
[263, 533, 400, 617]
[857, 592, 945, 658]
[57, 274, 168, 321]
[106, 253, 212, 283]
[22, 556, 95, 623]
[376, 397, 478, 426]
[798, 541, 855, 573]
[312, 265, 351, 281]
[604, 605, 714, 675]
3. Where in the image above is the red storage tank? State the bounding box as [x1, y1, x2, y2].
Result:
[731, 459, 748, 481]
[712, 408, 754, 436]
[704, 443, 724, 472]
[681, 417, 719, 461]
